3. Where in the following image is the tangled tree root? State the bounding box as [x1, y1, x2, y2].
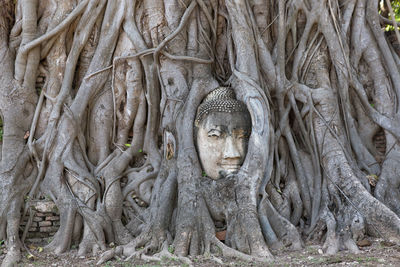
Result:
[3, 1, 400, 267]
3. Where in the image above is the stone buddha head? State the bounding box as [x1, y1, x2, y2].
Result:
[194, 87, 251, 180]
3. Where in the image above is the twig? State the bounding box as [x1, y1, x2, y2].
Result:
[18, 0, 89, 58]
[153, 1, 198, 63]
[380, 14, 400, 27]
[161, 51, 213, 64]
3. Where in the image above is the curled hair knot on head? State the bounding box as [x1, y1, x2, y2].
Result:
[195, 87, 248, 127]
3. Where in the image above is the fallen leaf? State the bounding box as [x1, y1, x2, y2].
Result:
[380, 240, 396, 247]
[357, 239, 372, 247]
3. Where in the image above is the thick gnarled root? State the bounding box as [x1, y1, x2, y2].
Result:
[1, 246, 21, 267]
[309, 206, 364, 255]
[211, 237, 270, 263]
[96, 228, 166, 265]
[260, 197, 303, 251]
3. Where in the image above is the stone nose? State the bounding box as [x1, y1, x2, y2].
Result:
[223, 136, 241, 159]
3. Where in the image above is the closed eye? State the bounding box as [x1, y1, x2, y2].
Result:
[237, 134, 249, 139]
[234, 130, 250, 139]
[208, 129, 221, 138]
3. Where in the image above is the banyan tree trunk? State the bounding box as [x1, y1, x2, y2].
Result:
[0, 0, 400, 266]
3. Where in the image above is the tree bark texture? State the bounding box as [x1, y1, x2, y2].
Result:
[1, 0, 400, 266]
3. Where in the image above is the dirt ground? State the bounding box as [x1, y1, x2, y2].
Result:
[1, 237, 400, 266]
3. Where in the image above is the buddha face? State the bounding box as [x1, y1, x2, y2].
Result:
[196, 111, 251, 180]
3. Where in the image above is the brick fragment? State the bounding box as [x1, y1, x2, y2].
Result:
[39, 221, 52, 227]
[46, 216, 60, 221]
[40, 226, 58, 233]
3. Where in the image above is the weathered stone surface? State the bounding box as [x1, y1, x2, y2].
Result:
[195, 88, 251, 180]
[39, 221, 52, 227]
[32, 201, 57, 213]
[33, 217, 43, 222]
[40, 226, 58, 233]
[46, 216, 60, 221]
[20, 200, 60, 240]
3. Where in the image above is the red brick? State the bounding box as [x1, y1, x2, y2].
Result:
[216, 230, 226, 241]
[33, 217, 43, 222]
[40, 226, 58, 233]
[46, 216, 60, 221]
[39, 221, 52, 227]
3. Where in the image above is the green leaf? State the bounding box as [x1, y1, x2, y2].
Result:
[202, 171, 207, 177]
[138, 148, 143, 153]
[125, 144, 131, 147]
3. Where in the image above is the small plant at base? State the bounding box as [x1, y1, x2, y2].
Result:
[168, 245, 174, 253]
[203, 251, 211, 259]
